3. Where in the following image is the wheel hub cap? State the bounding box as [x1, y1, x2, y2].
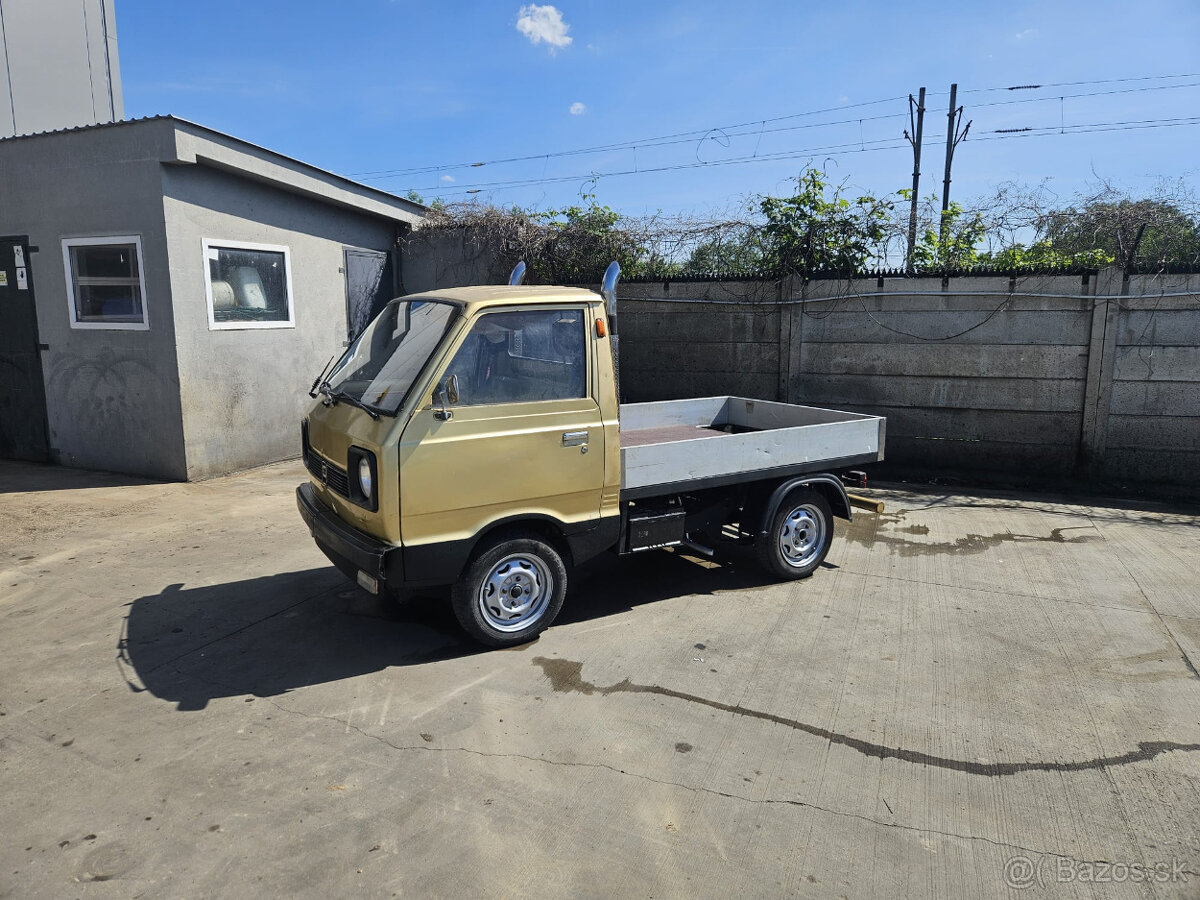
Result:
[478, 555, 553, 632]
[779, 505, 824, 567]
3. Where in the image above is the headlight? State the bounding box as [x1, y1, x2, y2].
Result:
[358, 457, 373, 499]
[347, 447, 378, 511]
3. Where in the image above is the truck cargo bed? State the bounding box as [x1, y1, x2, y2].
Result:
[619, 396, 885, 497]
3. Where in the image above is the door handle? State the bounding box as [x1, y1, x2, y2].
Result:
[562, 430, 588, 447]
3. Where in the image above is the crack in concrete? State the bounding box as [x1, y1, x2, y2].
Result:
[532, 658, 1200, 777]
[1091, 516, 1200, 684]
[251, 686, 1199, 876]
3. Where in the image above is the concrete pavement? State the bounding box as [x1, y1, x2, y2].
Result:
[1, 459, 1198, 898]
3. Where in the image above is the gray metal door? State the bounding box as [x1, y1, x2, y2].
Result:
[343, 248, 395, 339]
[0, 236, 50, 461]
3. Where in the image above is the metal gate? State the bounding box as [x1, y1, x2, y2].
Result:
[0, 236, 50, 461]
[343, 248, 395, 340]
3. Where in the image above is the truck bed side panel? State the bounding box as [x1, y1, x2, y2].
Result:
[619, 396, 884, 493]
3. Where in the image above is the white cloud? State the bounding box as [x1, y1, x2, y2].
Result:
[569, 101, 586, 115]
[440, 174, 455, 183]
[516, 4, 572, 51]
[1015, 28, 1038, 40]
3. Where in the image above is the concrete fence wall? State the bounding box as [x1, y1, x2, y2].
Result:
[617, 271, 1200, 488]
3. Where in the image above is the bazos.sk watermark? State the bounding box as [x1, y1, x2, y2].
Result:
[1003, 854, 1189, 889]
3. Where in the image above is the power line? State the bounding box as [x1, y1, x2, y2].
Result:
[349, 93, 910, 179]
[958, 71, 1200, 95]
[357, 109, 909, 182]
[422, 138, 913, 197]
[972, 115, 1200, 140]
[411, 114, 1200, 198]
[351, 74, 1200, 183]
[968, 80, 1200, 110]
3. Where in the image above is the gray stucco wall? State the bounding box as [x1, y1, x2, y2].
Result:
[0, 123, 188, 479]
[162, 165, 401, 479]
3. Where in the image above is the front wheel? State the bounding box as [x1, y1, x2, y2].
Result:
[451, 534, 568, 647]
[756, 489, 833, 580]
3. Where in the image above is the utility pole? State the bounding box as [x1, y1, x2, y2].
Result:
[904, 87, 926, 274]
[940, 83, 972, 244]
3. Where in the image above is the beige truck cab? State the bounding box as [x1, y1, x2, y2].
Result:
[298, 266, 885, 647]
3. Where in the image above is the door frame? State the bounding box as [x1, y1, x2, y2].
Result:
[343, 247, 396, 341]
[0, 234, 51, 461]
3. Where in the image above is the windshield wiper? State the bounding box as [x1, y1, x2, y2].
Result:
[318, 382, 381, 419]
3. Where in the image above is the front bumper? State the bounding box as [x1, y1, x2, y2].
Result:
[296, 482, 402, 589]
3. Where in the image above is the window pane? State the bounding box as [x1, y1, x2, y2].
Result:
[75, 283, 144, 322]
[445, 309, 585, 406]
[72, 244, 138, 279]
[66, 240, 146, 326]
[325, 300, 458, 415]
[209, 247, 290, 323]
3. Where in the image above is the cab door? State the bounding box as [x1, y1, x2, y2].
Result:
[398, 305, 604, 551]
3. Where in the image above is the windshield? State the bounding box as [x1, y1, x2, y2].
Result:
[323, 299, 459, 415]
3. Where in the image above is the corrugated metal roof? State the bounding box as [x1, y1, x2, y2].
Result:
[0, 113, 174, 142]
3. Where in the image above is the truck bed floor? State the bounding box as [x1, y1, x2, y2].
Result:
[619, 424, 730, 448]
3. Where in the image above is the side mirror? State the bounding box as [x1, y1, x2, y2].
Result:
[434, 373, 459, 420]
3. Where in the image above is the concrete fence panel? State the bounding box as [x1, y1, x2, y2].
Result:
[1104, 294, 1200, 483]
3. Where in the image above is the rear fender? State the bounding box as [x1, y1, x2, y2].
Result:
[758, 474, 851, 537]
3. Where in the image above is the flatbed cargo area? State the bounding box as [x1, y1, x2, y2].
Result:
[619, 396, 885, 495]
[619, 423, 732, 448]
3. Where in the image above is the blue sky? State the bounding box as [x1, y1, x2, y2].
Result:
[117, 0, 1200, 216]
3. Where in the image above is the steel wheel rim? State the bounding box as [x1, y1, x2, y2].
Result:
[778, 504, 824, 568]
[477, 553, 553, 632]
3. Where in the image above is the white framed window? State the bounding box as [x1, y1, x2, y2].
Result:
[62, 236, 149, 330]
[203, 239, 295, 330]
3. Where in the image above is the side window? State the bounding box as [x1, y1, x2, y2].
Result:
[444, 308, 586, 407]
[204, 240, 294, 330]
[62, 236, 149, 330]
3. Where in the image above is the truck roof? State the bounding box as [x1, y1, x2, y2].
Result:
[401, 284, 601, 311]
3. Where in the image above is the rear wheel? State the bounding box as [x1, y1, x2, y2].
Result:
[757, 489, 833, 580]
[451, 534, 567, 647]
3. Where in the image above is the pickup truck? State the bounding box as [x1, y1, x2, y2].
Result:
[297, 264, 885, 647]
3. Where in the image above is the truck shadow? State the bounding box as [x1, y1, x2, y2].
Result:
[561, 548, 788, 626]
[118, 568, 474, 711]
[120, 552, 803, 711]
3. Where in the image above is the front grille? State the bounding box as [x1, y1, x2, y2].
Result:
[304, 444, 350, 498]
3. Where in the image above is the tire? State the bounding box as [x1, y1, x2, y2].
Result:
[756, 489, 833, 580]
[451, 533, 568, 648]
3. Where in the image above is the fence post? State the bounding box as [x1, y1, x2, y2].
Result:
[783, 275, 805, 404]
[776, 278, 789, 402]
[1078, 266, 1122, 476]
